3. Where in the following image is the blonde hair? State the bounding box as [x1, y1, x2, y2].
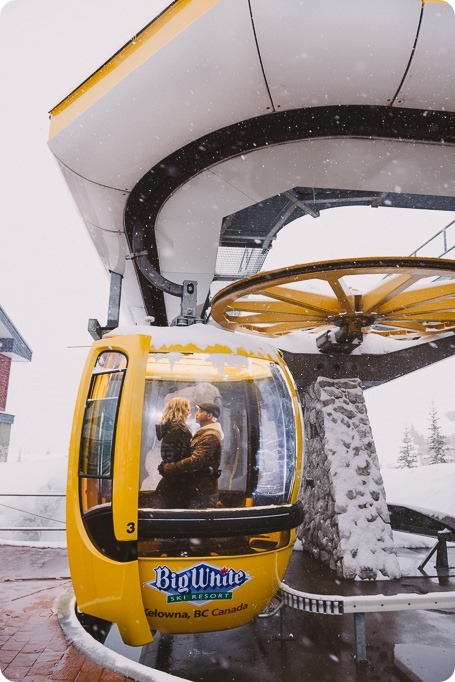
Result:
[160, 397, 191, 425]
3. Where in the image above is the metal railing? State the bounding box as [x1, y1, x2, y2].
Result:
[279, 581, 455, 615]
[409, 218, 455, 259]
[278, 578, 455, 663]
[0, 493, 66, 532]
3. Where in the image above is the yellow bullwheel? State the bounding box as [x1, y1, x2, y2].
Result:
[210, 257, 455, 354]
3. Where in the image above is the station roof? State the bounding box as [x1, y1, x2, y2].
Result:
[48, 0, 455, 387]
[0, 306, 32, 362]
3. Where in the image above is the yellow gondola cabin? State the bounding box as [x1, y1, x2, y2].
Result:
[67, 325, 303, 645]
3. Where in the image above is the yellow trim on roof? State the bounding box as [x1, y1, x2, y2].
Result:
[49, 0, 221, 139]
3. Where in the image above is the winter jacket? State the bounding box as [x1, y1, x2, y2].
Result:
[153, 421, 192, 508]
[155, 421, 192, 463]
[163, 421, 223, 500]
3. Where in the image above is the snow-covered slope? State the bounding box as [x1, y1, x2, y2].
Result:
[382, 463, 455, 517]
[0, 457, 67, 545]
[0, 457, 67, 493]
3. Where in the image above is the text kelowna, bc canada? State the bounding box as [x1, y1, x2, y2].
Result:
[145, 603, 249, 619]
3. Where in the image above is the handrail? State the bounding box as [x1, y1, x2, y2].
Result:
[409, 218, 455, 258]
[278, 581, 455, 614]
[0, 493, 65, 497]
[0, 527, 65, 532]
[0, 492, 66, 532]
[137, 501, 304, 537]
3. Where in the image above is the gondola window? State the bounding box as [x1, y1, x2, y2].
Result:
[139, 352, 296, 508]
[79, 351, 127, 513]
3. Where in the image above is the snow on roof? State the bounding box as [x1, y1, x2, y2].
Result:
[109, 322, 454, 359]
[109, 324, 280, 360]
[0, 304, 32, 361]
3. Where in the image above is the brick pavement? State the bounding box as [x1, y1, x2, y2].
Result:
[0, 578, 130, 681]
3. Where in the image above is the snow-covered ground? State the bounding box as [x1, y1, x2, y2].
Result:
[381, 463, 455, 550]
[0, 456, 67, 546]
[382, 463, 455, 517]
[0, 457, 453, 548]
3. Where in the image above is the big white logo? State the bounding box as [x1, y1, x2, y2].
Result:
[145, 562, 252, 604]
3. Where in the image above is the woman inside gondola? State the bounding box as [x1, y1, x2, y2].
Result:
[153, 396, 192, 508]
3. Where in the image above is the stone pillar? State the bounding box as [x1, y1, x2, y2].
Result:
[298, 377, 400, 580]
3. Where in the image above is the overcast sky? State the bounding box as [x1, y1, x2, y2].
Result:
[0, 0, 170, 459]
[1, 0, 454, 466]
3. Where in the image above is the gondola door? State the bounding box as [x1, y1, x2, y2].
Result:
[67, 334, 152, 645]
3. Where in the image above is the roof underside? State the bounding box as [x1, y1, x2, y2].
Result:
[48, 0, 455, 387]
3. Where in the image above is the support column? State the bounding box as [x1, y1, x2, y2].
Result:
[0, 413, 14, 463]
[298, 377, 400, 580]
[0, 354, 12, 411]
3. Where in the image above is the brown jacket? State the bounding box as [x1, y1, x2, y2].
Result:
[163, 422, 222, 498]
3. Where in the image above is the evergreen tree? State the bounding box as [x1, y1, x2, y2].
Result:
[427, 404, 449, 464]
[396, 426, 419, 468]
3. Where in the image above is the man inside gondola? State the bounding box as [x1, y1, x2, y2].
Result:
[158, 402, 222, 509]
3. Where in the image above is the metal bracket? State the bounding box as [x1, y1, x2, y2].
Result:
[171, 281, 204, 326]
[316, 327, 363, 354]
[88, 271, 123, 340]
[125, 249, 149, 260]
[418, 528, 453, 572]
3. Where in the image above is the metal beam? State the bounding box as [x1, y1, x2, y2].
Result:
[281, 334, 455, 390]
[88, 271, 123, 340]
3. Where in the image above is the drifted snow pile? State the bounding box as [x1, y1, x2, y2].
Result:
[298, 377, 401, 580]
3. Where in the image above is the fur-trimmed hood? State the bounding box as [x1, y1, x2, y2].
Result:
[196, 420, 224, 440]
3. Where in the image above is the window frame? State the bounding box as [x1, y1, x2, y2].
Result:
[78, 351, 128, 508]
